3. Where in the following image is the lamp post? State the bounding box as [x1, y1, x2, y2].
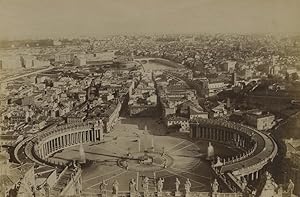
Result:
[138, 138, 141, 152]
[284, 171, 287, 188]
[151, 136, 154, 152]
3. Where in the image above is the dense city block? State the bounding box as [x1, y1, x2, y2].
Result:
[0, 34, 300, 197]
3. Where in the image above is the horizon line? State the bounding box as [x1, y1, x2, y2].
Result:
[1, 31, 300, 41]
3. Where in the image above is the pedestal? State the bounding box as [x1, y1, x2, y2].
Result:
[185, 192, 190, 197]
[157, 192, 163, 197]
[175, 191, 181, 197]
[129, 192, 139, 197]
[212, 192, 218, 197]
[144, 191, 150, 197]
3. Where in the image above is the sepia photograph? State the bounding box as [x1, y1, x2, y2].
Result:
[0, 0, 300, 196]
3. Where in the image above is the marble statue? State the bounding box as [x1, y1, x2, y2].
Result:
[175, 178, 180, 192]
[287, 179, 295, 195]
[142, 177, 149, 192]
[129, 179, 137, 193]
[123, 160, 129, 170]
[157, 178, 164, 193]
[241, 177, 247, 191]
[184, 179, 191, 193]
[99, 180, 108, 193]
[212, 179, 219, 193]
[214, 156, 223, 167]
[207, 142, 214, 160]
[260, 171, 278, 197]
[112, 180, 119, 195]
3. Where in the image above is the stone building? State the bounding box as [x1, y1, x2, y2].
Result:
[245, 110, 275, 131]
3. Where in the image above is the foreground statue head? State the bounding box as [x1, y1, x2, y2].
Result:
[142, 177, 149, 192]
[157, 178, 164, 193]
[99, 180, 107, 192]
[185, 179, 191, 193]
[212, 179, 219, 193]
[175, 178, 180, 192]
[129, 178, 137, 193]
[286, 179, 295, 195]
[112, 180, 119, 195]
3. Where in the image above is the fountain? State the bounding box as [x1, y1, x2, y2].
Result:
[79, 143, 86, 164]
[207, 142, 214, 160]
[139, 151, 153, 165]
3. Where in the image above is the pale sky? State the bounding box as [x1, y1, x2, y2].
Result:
[0, 0, 300, 39]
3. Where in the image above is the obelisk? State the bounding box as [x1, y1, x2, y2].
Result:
[151, 136, 154, 152]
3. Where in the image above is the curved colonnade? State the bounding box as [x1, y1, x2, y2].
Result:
[13, 118, 277, 194]
[34, 121, 103, 160]
[190, 118, 278, 192]
[15, 121, 104, 166]
[12, 120, 104, 196]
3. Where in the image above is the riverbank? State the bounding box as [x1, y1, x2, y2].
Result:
[0, 66, 52, 83]
[148, 58, 185, 69]
[134, 57, 185, 68]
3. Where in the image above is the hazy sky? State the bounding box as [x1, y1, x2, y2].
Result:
[0, 0, 300, 39]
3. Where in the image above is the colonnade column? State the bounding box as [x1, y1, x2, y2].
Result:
[55, 138, 58, 150]
[93, 130, 96, 141]
[40, 145, 43, 158]
[52, 139, 55, 151]
[87, 130, 90, 142]
[58, 137, 60, 149]
[59, 137, 62, 148]
[47, 141, 50, 155]
[49, 141, 51, 154]
[43, 144, 46, 158]
[77, 132, 81, 143]
[50, 140, 53, 153]
[74, 133, 77, 144]
[64, 135, 67, 147]
[81, 132, 84, 142]
[91, 131, 94, 141]
[42, 144, 46, 158]
[90, 131, 93, 142]
[71, 133, 74, 144]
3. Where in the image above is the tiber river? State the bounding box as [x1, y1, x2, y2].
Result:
[138, 59, 177, 71]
